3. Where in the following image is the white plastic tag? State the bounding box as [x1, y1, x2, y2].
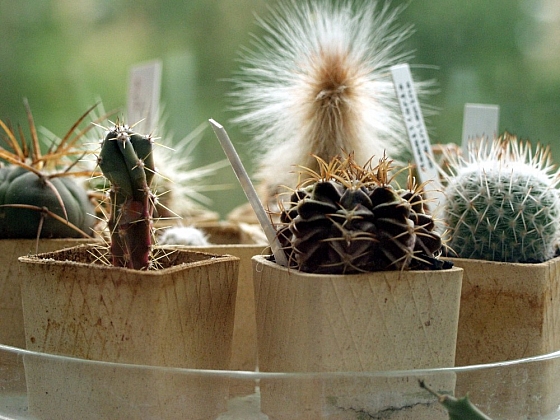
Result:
[462, 103, 500, 155]
[391, 64, 443, 213]
[127, 60, 163, 133]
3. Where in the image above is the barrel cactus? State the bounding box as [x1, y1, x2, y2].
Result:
[277, 154, 444, 274]
[0, 101, 99, 239]
[97, 122, 156, 270]
[441, 133, 560, 263]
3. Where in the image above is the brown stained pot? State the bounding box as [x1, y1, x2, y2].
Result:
[452, 256, 560, 420]
[0, 238, 100, 349]
[18, 244, 240, 420]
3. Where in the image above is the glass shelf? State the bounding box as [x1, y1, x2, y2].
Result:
[1, 343, 560, 420]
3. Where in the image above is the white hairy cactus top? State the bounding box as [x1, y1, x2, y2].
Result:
[231, 0, 426, 200]
[441, 134, 560, 263]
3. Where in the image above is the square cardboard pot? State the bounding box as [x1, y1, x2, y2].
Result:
[452, 256, 560, 419]
[252, 255, 463, 420]
[18, 244, 240, 420]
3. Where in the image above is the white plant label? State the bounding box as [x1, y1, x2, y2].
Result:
[127, 60, 163, 134]
[462, 103, 500, 153]
[391, 64, 443, 212]
[209, 119, 288, 267]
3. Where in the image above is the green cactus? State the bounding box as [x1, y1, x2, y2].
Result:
[0, 101, 100, 239]
[419, 380, 494, 420]
[97, 122, 155, 270]
[0, 166, 95, 238]
[441, 133, 560, 263]
[277, 154, 443, 274]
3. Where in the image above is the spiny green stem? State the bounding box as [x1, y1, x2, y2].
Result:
[98, 123, 155, 270]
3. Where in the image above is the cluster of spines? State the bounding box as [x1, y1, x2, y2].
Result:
[231, 0, 423, 201]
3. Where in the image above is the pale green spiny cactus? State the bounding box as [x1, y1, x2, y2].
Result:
[441, 133, 560, 263]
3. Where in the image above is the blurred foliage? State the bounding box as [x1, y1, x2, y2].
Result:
[1, 0, 559, 217]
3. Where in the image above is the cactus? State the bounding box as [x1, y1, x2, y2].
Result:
[0, 166, 96, 238]
[419, 380, 494, 420]
[0, 101, 100, 239]
[231, 0, 429, 204]
[277, 154, 443, 274]
[97, 122, 156, 270]
[441, 133, 560, 263]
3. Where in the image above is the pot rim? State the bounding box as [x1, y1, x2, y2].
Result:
[252, 254, 462, 278]
[448, 255, 560, 267]
[18, 243, 240, 276]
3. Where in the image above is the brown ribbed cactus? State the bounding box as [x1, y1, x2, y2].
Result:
[277, 154, 443, 274]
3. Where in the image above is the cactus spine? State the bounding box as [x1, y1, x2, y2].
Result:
[277, 154, 443, 274]
[0, 101, 99, 239]
[441, 133, 560, 263]
[98, 122, 155, 270]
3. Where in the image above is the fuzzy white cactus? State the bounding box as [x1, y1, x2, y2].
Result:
[441, 133, 560, 263]
[230, 0, 429, 202]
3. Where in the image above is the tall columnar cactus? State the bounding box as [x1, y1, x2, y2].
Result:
[277, 154, 443, 274]
[0, 101, 99, 239]
[441, 133, 560, 263]
[98, 122, 155, 270]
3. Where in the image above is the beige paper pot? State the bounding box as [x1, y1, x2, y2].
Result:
[18, 244, 239, 420]
[452, 256, 560, 419]
[252, 255, 463, 420]
[0, 238, 99, 349]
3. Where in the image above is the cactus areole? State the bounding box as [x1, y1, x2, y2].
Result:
[98, 123, 155, 270]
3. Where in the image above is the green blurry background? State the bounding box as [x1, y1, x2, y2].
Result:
[1, 0, 559, 218]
